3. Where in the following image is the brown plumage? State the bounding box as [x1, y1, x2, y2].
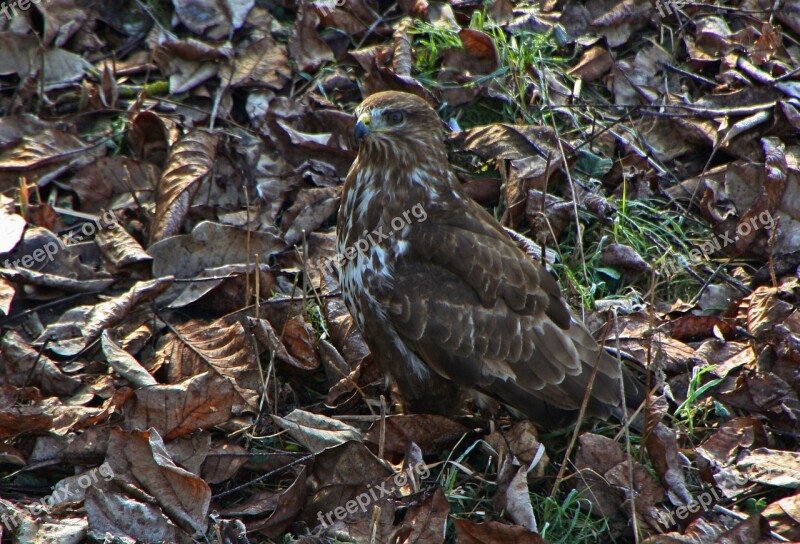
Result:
[336, 91, 643, 428]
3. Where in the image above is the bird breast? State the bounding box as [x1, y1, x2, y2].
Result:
[337, 187, 401, 330]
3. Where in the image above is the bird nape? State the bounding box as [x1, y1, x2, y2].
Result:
[336, 90, 645, 430]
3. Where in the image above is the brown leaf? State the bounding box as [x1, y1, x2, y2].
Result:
[169, 263, 275, 312]
[158, 318, 261, 413]
[568, 46, 614, 81]
[0, 124, 102, 187]
[154, 38, 231, 94]
[250, 316, 314, 371]
[732, 138, 787, 256]
[0, 266, 115, 296]
[750, 23, 781, 65]
[364, 415, 470, 456]
[641, 516, 727, 543]
[717, 373, 800, 434]
[0, 32, 92, 90]
[36, 278, 172, 357]
[172, 0, 253, 39]
[742, 283, 796, 337]
[455, 124, 563, 165]
[574, 432, 668, 527]
[350, 45, 433, 102]
[525, 190, 575, 243]
[224, 466, 307, 538]
[303, 441, 394, 526]
[122, 371, 235, 439]
[167, 434, 212, 475]
[696, 418, 768, 476]
[397, 0, 428, 17]
[0, 398, 53, 439]
[282, 315, 321, 371]
[281, 186, 341, 246]
[646, 422, 693, 506]
[128, 111, 177, 165]
[149, 130, 220, 245]
[605, 459, 668, 531]
[606, 314, 697, 375]
[599, 243, 652, 274]
[667, 316, 736, 342]
[105, 427, 211, 537]
[762, 494, 800, 541]
[487, 0, 514, 25]
[320, 265, 371, 370]
[95, 223, 152, 269]
[41, 397, 111, 433]
[316, 0, 379, 36]
[202, 442, 249, 484]
[736, 448, 800, 488]
[0, 443, 26, 466]
[149, 221, 285, 304]
[48, 463, 117, 508]
[590, 0, 651, 47]
[716, 513, 771, 543]
[225, 35, 290, 89]
[70, 156, 160, 213]
[99, 62, 118, 108]
[453, 125, 565, 227]
[442, 29, 500, 76]
[388, 486, 449, 544]
[31, 0, 89, 46]
[85, 487, 185, 543]
[454, 519, 547, 543]
[288, 2, 334, 72]
[485, 420, 549, 478]
[273, 409, 362, 454]
[1, 330, 82, 396]
[35, 277, 173, 357]
[101, 330, 158, 388]
[494, 453, 537, 531]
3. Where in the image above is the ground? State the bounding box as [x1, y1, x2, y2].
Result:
[0, 0, 799, 543]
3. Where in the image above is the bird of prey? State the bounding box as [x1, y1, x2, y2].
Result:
[336, 91, 643, 428]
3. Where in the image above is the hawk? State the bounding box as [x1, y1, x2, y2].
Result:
[336, 91, 643, 428]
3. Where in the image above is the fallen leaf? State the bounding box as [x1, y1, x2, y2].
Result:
[454, 518, 547, 543]
[273, 409, 362, 454]
[157, 318, 261, 413]
[149, 130, 220, 245]
[122, 371, 235, 439]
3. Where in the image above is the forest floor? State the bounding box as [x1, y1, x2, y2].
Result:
[1, 0, 800, 542]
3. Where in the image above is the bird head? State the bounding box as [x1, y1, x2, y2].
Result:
[353, 91, 445, 157]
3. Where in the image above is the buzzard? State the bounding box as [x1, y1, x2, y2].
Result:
[336, 91, 643, 428]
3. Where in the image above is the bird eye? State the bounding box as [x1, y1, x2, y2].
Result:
[385, 110, 405, 125]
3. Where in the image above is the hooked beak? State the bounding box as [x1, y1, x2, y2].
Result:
[354, 111, 370, 144]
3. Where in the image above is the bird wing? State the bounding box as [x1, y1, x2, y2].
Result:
[374, 195, 632, 415]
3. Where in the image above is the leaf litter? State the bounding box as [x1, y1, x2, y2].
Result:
[0, 0, 799, 542]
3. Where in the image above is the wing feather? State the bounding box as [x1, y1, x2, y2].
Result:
[372, 193, 641, 418]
